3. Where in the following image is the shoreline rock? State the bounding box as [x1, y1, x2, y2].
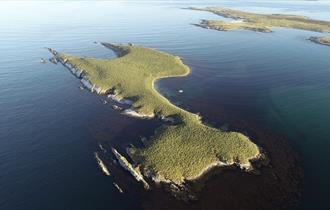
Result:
[47, 48, 107, 94]
[107, 93, 133, 105]
[309, 36, 330, 46]
[111, 148, 150, 190]
[47, 47, 155, 119]
[113, 182, 124, 193]
[48, 47, 181, 122]
[193, 20, 272, 33]
[94, 152, 111, 176]
[122, 109, 155, 119]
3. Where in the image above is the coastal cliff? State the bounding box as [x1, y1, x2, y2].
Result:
[47, 47, 153, 119]
[47, 48, 106, 94]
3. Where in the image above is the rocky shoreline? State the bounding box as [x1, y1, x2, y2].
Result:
[47, 47, 158, 120]
[94, 152, 111, 176]
[48, 46, 180, 122]
[111, 148, 150, 190]
[138, 102, 303, 209]
[193, 20, 272, 33]
[92, 105, 301, 209]
[47, 48, 106, 94]
[309, 36, 330, 46]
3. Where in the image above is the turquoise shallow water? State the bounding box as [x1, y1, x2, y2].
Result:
[0, 1, 330, 209]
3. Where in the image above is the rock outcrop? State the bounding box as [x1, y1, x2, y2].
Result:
[47, 48, 106, 94]
[111, 148, 150, 190]
[94, 152, 111, 176]
[309, 36, 330, 46]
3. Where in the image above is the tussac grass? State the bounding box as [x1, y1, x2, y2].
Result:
[59, 44, 260, 183]
[190, 7, 330, 33]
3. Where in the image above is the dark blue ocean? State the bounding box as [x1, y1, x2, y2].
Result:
[1, 1, 330, 209]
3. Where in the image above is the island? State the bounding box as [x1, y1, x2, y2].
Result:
[189, 7, 330, 33]
[309, 36, 330, 46]
[48, 43, 261, 188]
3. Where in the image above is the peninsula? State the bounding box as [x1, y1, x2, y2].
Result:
[309, 36, 330, 46]
[48, 43, 261, 185]
[189, 7, 330, 33]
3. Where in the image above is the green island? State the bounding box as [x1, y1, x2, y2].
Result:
[309, 36, 330, 46]
[48, 43, 261, 185]
[189, 7, 330, 33]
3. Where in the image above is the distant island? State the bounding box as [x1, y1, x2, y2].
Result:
[189, 7, 330, 33]
[309, 36, 330, 46]
[48, 43, 261, 188]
